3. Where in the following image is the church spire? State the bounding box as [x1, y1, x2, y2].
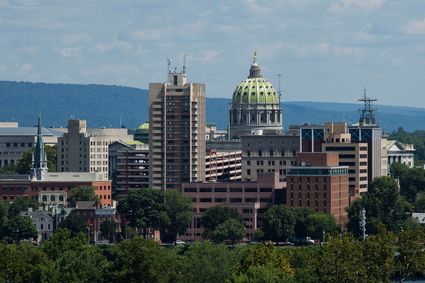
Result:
[32, 114, 48, 180]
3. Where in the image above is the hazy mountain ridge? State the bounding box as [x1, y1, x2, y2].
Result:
[0, 81, 424, 132]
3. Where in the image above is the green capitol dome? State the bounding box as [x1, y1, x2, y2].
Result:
[232, 57, 279, 104]
[229, 52, 283, 139]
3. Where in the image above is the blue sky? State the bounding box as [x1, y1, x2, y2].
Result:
[1, 0, 425, 107]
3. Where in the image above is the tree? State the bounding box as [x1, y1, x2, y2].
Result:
[0, 242, 50, 283]
[347, 176, 412, 236]
[117, 189, 165, 238]
[58, 212, 88, 237]
[234, 244, 294, 282]
[394, 229, 425, 282]
[182, 241, 240, 283]
[262, 205, 295, 241]
[315, 236, 366, 282]
[42, 245, 109, 283]
[8, 197, 39, 218]
[15, 145, 58, 174]
[292, 208, 312, 239]
[232, 263, 292, 283]
[212, 219, 245, 244]
[0, 202, 10, 239]
[305, 212, 338, 240]
[361, 231, 395, 282]
[0, 164, 17, 175]
[253, 228, 264, 241]
[416, 192, 425, 212]
[201, 206, 243, 239]
[67, 185, 98, 207]
[160, 189, 192, 243]
[42, 228, 87, 261]
[4, 216, 38, 243]
[107, 237, 183, 283]
[100, 219, 117, 242]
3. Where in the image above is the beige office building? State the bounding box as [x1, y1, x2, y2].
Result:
[149, 68, 206, 190]
[321, 122, 368, 197]
[241, 134, 299, 182]
[57, 119, 132, 179]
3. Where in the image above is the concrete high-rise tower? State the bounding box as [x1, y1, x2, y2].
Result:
[149, 63, 206, 190]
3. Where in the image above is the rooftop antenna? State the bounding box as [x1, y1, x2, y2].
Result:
[183, 54, 187, 73]
[358, 86, 378, 127]
[278, 74, 282, 98]
[167, 59, 172, 74]
[119, 115, 122, 128]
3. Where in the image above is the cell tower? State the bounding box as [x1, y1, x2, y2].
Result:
[358, 87, 377, 126]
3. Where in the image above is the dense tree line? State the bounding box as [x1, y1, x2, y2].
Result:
[1, 228, 425, 282]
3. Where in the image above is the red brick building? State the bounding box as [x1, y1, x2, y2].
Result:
[286, 152, 350, 225]
[0, 172, 112, 207]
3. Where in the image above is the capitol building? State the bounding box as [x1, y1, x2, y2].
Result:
[229, 53, 283, 139]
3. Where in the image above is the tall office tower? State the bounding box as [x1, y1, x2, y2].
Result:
[348, 90, 383, 182]
[58, 119, 132, 179]
[149, 66, 206, 190]
[299, 122, 368, 198]
[229, 52, 282, 139]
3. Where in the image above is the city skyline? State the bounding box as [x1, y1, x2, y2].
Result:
[1, 1, 425, 108]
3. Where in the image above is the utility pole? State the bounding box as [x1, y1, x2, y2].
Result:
[359, 208, 367, 240]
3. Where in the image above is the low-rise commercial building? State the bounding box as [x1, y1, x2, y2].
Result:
[180, 172, 284, 241]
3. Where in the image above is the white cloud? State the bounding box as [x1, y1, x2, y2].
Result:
[0, 64, 6, 75]
[92, 41, 132, 53]
[130, 28, 167, 40]
[330, 0, 385, 12]
[404, 18, 425, 35]
[16, 63, 34, 74]
[239, 0, 270, 13]
[197, 50, 220, 63]
[60, 47, 82, 58]
[62, 33, 91, 45]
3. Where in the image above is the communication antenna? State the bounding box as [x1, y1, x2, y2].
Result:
[278, 74, 282, 98]
[167, 58, 172, 73]
[119, 115, 122, 128]
[358, 87, 378, 126]
[183, 54, 187, 73]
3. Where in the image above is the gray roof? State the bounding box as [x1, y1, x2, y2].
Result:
[76, 201, 96, 209]
[0, 127, 64, 137]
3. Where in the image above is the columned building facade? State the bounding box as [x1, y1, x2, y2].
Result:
[229, 53, 282, 139]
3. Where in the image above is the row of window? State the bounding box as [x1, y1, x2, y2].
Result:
[246, 150, 297, 157]
[195, 198, 272, 203]
[5, 142, 32, 148]
[184, 187, 273, 193]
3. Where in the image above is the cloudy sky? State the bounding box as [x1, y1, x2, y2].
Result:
[1, 0, 425, 107]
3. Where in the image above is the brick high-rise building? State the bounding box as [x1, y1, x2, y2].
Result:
[149, 67, 206, 190]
